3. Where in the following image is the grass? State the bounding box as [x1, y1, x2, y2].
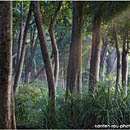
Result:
[15, 80, 130, 129]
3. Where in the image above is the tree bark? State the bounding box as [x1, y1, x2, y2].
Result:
[122, 36, 128, 96]
[32, 1, 56, 113]
[24, 36, 38, 83]
[0, 2, 16, 128]
[15, 2, 25, 74]
[114, 24, 121, 92]
[100, 36, 109, 81]
[89, 8, 102, 92]
[13, 3, 32, 94]
[48, 2, 62, 86]
[106, 49, 117, 77]
[66, 2, 84, 96]
[33, 59, 37, 77]
[29, 65, 45, 84]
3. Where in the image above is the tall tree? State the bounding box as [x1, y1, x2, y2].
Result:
[13, 3, 32, 94]
[24, 29, 38, 83]
[100, 36, 109, 81]
[66, 2, 84, 96]
[89, 8, 102, 92]
[119, 10, 130, 96]
[15, 2, 25, 74]
[106, 49, 117, 77]
[48, 1, 62, 86]
[0, 2, 16, 128]
[32, 1, 56, 113]
[122, 37, 128, 95]
[114, 24, 121, 93]
[122, 34, 129, 96]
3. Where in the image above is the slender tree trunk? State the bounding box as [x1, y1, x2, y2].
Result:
[10, 86, 16, 128]
[30, 47, 67, 84]
[85, 52, 91, 72]
[114, 24, 121, 93]
[24, 28, 36, 83]
[49, 2, 62, 86]
[33, 59, 37, 77]
[0, 2, 16, 128]
[15, 2, 25, 74]
[29, 37, 68, 84]
[24, 37, 38, 83]
[100, 36, 109, 81]
[13, 3, 32, 94]
[66, 2, 84, 96]
[32, 1, 56, 113]
[29, 66, 45, 84]
[122, 36, 128, 96]
[106, 49, 117, 77]
[89, 8, 102, 92]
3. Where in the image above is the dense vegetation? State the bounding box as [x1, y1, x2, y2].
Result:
[0, 1, 130, 129]
[16, 81, 130, 129]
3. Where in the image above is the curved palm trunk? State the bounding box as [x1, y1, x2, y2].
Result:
[89, 8, 102, 92]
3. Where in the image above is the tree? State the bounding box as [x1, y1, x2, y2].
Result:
[88, 2, 130, 92]
[66, 2, 84, 96]
[15, 2, 25, 75]
[49, 1, 62, 86]
[122, 35, 128, 96]
[32, 1, 56, 113]
[105, 7, 130, 96]
[88, 8, 102, 92]
[106, 49, 117, 77]
[113, 24, 121, 93]
[100, 36, 109, 81]
[24, 27, 38, 83]
[13, 3, 32, 94]
[118, 9, 130, 96]
[0, 2, 16, 128]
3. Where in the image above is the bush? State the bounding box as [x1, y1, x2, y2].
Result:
[15, 81, 130, 129]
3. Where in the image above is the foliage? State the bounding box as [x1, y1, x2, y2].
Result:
[13, 1, 130, 129]
[13, 1, 30, 35]
[16, 81, 130, 129]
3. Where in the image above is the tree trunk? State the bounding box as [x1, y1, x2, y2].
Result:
[33, 59, 37, 77]
[24, 28, 36, 83]
[24, 36, 38, 83]
[89, 8, 102, 92]
[114, 24, 121, 93]
[66, 2, 84, 96]
[0, 2, 16, 128]
[32, 1, 56, 113]
[122, 36, 128, 96]
[85, 53, 91, 72]
[49, 2, 62, 86]
[100, 36, 109, 81]
[13, 3, 32, 94]
[106, 49, 117, 77]
[29, 66, 45, 84]
[15, 2, 25, 74]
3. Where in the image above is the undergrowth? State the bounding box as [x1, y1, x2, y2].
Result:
[15, 81, 130, 129]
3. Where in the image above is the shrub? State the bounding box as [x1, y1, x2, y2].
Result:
[15, 80, 130, 129]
